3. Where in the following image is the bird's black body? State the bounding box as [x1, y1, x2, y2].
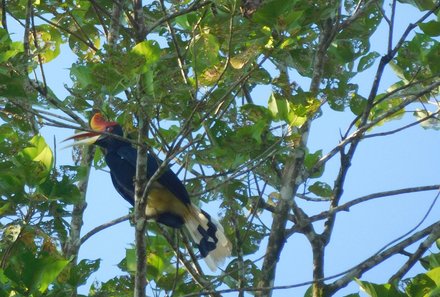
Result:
[95, 126, 190, 228]
[73, 114, 231, 271]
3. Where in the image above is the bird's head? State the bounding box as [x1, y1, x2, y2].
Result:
[64, 113, 125, 149]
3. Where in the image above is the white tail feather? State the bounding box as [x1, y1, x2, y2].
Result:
[184, 205, 231, 271]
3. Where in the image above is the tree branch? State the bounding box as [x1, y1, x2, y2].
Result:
[326, 220, 440, 295]
[309, 185, 440, 223]
[133, 116, 149, 297]
[389, 222, 440, 283]
[80, 214, 131, 246]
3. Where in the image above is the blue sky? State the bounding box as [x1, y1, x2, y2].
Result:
[9, 1, 440, 296]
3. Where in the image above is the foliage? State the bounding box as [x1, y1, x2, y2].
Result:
[0, 0, 439, 297]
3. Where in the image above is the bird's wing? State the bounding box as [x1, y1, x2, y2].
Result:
[110, 171, 135, 205]
[116, 146, 191, 205]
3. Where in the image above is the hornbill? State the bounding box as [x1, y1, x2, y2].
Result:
[66, 113, 231, 271]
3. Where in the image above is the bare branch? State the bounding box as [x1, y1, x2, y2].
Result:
[389, 223, 440, 283]
[80, 215, 131, 246]
[326, 220, 440, 295]
[309, 185, 440, 223]
[313, 80, 440, 178]
[364, 109, 440, 139]
[182, 219, 440, 296]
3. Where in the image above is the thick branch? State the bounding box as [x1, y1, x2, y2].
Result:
[132, 0, 146, 41]
[133, 116, 149, 297]
[63, 146, 94, 260]
[108, 0, 122, 46]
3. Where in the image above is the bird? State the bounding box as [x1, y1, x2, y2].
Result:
[65, 113, 231, 271]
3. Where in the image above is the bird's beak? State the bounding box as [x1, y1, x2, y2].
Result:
[62, 113, 117, 149]
[62, 131, 101, 148]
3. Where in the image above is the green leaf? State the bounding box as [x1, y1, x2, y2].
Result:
[426, 267, 440, 285]
[130, 40, 161, 73]
[268, 93, 306, 126]
[190, 32, 220, 72]
[419, 20, 440, 37]
[406, 270, 438, 297]
[241, 104, 273, 123]
[304, 150, 324, 178]
[308, 181, 333, 198]
[32, 257, 70, 293]
[146, 253, 165, 279]
[20, 135, 53, 184]
[124, 248, 136, 274]
[70, 64, 95, 88]
[369, 97, 405, 126]
[397, 0, 437, 10]
[420, 253, 440, 270]
[38, 174, 81, 203]
[69, 259, 101, 287]
[0, 28, 23, 63]
[0, 74, 27, 98]
[356, 279, 406, 297]
[414, 109, 440, 130]
[68, 24, 101, 60]
[31, 24, 62, 63]
[349, 93, 367, 115]
[357, 52, 380, 72]
[252, 0, 296, 26]
[22, 135, 53, 173]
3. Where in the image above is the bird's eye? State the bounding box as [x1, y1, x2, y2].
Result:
[106, 126, 113, 132]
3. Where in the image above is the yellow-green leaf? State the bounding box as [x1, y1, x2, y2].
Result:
[131, 40, 161, 72]
[22, 135, 53, 172]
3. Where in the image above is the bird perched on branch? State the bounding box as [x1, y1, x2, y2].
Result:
[65, 113, 231, 271]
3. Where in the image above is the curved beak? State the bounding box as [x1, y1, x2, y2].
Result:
[62, 113, 117, 149]
[62, 131, 101, 149]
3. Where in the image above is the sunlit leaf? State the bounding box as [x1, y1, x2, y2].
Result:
[421, 252, 440, 271]
[356, 279, 406, 297]
[406, 268, 440, 297]
[124, 248, 136, 274]
[130, 40, 161, 73]
[30, 24, 62, 63]
[414, 109, 440, 130]
[20, 135, 53, 184]
[268, 93, 304, 126]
